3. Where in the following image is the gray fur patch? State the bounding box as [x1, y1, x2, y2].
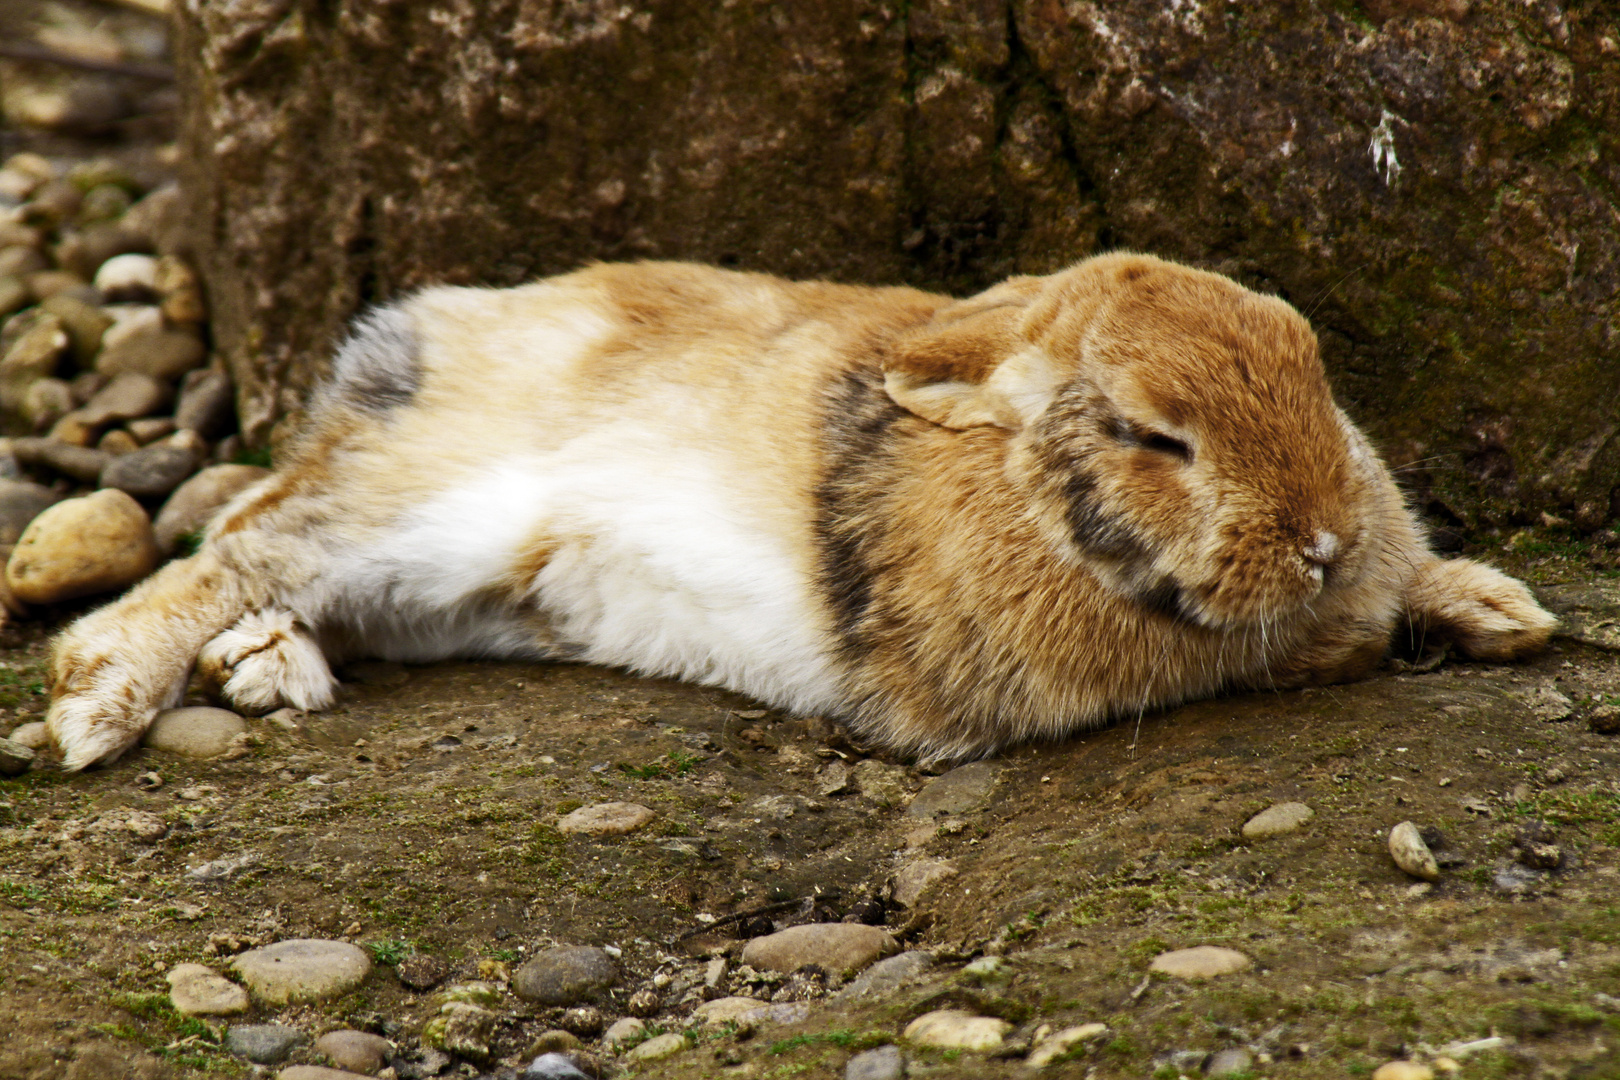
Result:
[326, 304, 421, 412]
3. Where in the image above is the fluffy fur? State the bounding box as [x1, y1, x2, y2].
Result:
[45, 255, 1556, 771]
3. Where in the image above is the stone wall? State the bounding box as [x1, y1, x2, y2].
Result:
[174, 0, 1620, 528]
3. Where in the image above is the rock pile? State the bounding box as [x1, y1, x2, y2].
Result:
[0, 151, 268, 610]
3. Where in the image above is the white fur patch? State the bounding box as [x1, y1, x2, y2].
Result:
[198, 609, 337, 713]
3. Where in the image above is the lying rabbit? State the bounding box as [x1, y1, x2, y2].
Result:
[46, 253, 1555, 771]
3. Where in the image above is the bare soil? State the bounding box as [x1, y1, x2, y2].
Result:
[1, 545, 1618, 1080]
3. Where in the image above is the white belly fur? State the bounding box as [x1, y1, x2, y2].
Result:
[317, 429, 844, 714]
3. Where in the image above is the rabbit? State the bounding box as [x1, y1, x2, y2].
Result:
[44, 253, 1556, 772]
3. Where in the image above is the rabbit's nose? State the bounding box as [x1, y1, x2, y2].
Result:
[1302, 530, 1341, 567]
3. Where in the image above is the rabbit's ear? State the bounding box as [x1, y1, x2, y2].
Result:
[882, 278, 1059, 431]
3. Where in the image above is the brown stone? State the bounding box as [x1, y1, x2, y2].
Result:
[6, 488, 159, 604]
[152, 463, 270, 555]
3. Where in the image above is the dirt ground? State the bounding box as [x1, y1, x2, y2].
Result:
[1, 539, 1618, 1080]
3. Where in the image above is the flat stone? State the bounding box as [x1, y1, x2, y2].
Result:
[6, 488, 159, 604]
[166, 963, 249, 1016]
[1148, 946, 1253, 980]
[907, 761, 1000, 817]
[143, 707, 248, 759]
[0, 312, 68, 413]
[152, 463, 269, 555]
[77, 372, 173, 428]
[395, 952, 448, 990]
[902, 1009, 1011, 1052]
[0, 736, 34, 776]
[11, 437, 109, 483]
[512, 945, 618, 1005]
[1027, 1023, 1108, 1068]
[100, 438, 203, 499]
[839, 950, 935, 999]
[276, 1069, 373, 1080]
[1242, 801, 1314, 840]
[7, 721, 48, 750]
[557, 802, 655, 836]
[892, 858, 957, 908]
[601, 1017, 645, 1049]
[127, 416, 176, 444]
[96, 323, 206, 380]
[741, 923, 897, 976]
[1372, 1063, 1435, 1080]
[231, 939, 372, 1006]
[523, 1053, 592, 1080]
[526, 1030, 583, 1055]
[851, 759, 913, 808]
[624, 1032, 687, 1063]
[93, 253, 159, 302]
[692, 996, 768, 1026]
[23, 376, 74, 432]
[0, 479, 59, 544]
[314, 1030, 392, 1075]
[846, 1044, 904, 1080]
[175, 367, 235, 438]
[225, 1023, 307, 1064]
[1208, 1047, 1256, 1077]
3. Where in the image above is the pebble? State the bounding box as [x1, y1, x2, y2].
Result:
[96, 323, 206, 380]
[0, 736, 35, 776]
[906, 760, 1000, 817]
[422, 999, 496, 1062]
[6, 488, 159, 604]
[601, 1017, 646, 1049]
[1590, 703, 1620, 735]
[852, 759, 913, 807]
[175, 367, 236, 437]
[902, 1009, 1011, 1052]
[38, 293, 112, 365]
[314, 1030, 392, 1075]
[7, 722, 48, 750]
[143, 706, 248, 759]
[0, 313, 68, 413]
[1027, 1023, 1108, 1068]
[741, 923, 897, 976]
[395, 952, 448, 990]
[0, 277, 29, 319]
[624, 1032, 687, 1063]
[0, 479, 59, 544]
[839, 950, 935, 999]
[512, 945, 618, 1005]
[557, 1006, 604, 1036]
[1148, 946, 1253, 979]
[0, 247, 49, 281]
[12, 437, 110, 483]
[275, 1069, 373, 1080]
[846, 1044, 905, 1080]
[1241, 801, 1314, 840]
[127, 416, 176, 444]
[1389, 821, 1441, 882]
[1493, 861, 1545, 896]
[1523, 685, 1574, 723]
[1208, 1047, 1256, 1077]
[892, 858, 956, 908]
[523, 1053, 592, 1080]
[100, 436, 203, 499]
[230, 939, 373, 1006]
[156, 256, 207, 324]
[1371, 1062, 1434, 1080]
[692, 996, 767, 1026]
[225, 1023, 307, 1064]
[166, 962, 249, 1016]
[93, 252, 159, 302]
[526, 1030, 582, 1055]
[557, 802, 656, 836]
[99, 429, 139, 455]
[77, 371, 173, 428]
[24, 378, 74, 431]
[626, 987, 660, 1016]
[152, 463, 269, 554]
[818, 759, 851, 796]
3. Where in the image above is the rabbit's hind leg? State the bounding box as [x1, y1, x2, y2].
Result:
[47, 549, 250, 772]
[196, 608, 337, 715]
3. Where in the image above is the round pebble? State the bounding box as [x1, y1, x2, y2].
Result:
[601, 1017, 645, 1049]
[624, 1032, 687, 1063]
[100, 438, 203, 499]
[742, 922, 897, 976]
[231, 939, 372, 1006]
[846, 1045, 904, 1080]
[1148, 946, 1253, 979]
[142, 706, 248, 760]
[6, 488, 159, 604]
[1027, 1023, 1108, 1068]
[1389, 821, 1441, 882]
[314, 1030, 391, 1075]
[166, 963, 249, 1016]
[225, 1023, 307, 1064]
[907, 761, 1000, 817]
[1372, 1062, 1435, 1080]
[0, 736, 35, 776]
[512, 945, 618, 1005]
[557, 801, 656, 836]
[902, 1009, 1011, 1052]
[692, 996, 767, 1026]
[1241, 801, 1314, 839]
[93, 252, 159, 301]
[557, 1006, 604, 1036]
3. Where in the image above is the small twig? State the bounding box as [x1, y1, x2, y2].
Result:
[0, 41, 174, 81]
[675, 896, 826, 941]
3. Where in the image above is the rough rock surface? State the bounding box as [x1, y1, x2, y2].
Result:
[166, 962, 250, 1016]
[172, 1, 1619, 526]
[512, 946, 618, 1005]
[230, 939, 372, 1006]
[1149, 946, 1254, 980]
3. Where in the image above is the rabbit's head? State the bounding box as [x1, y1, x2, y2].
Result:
[881, 252, 1400, 632]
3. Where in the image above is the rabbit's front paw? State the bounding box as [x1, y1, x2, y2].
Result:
[196, 609, 337, 715]
[1408, 558, 1557, 661]
[47, 630, 183, 771]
